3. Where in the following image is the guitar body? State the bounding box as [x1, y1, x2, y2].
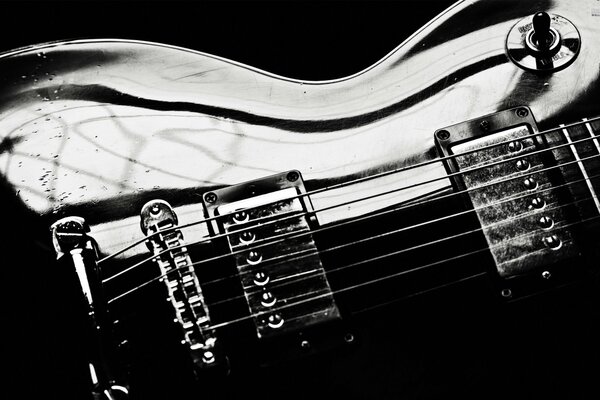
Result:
[3, 0, 599, 399]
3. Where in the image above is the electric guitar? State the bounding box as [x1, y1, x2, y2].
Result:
[3, 1, 599, 399]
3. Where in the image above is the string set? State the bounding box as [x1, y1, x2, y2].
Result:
[109, 168, 600, 305]
[102, 117, 600, 288]
[206, 212, 600, 331]
[99, 116, 600, 325]
[97, 115, 600, 264]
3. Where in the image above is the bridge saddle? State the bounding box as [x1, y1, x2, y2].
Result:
[140, 200, 221, 370]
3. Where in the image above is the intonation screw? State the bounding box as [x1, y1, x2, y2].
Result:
[149, 204, 161, 216]
[287, 171, 299, 182]
[204, 192, 217, 204]
[436, 130, 450, 140]
[480, 120, 490, 132]
[516, 108, 529, 118]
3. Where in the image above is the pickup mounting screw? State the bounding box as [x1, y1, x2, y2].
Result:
[344, 333, 355, 343]
[300, 340, 311, 350]
[204, 192, 217, 204]
[516, 108, 529, 118]
[287, 171, 299, 182]
[436, 130, 450, 140]
[501, 288, 513, 298]
[542, 270, 552, 279]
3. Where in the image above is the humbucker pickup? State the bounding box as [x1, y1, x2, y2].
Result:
[203, 171, 341, 339]
[435, 107, 583, 288]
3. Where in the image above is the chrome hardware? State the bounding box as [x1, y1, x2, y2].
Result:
[204, 171, 341, 339]
[523, 177, 538, 190]
[140, 199, 220, 370]
[51, 217, 129, 399]
[253, 271, 270, 286]
[516, 159, 530, 171]
[51, 217, 95, 308]
[507, 141, 523, 153]
[435, 107, 580, 279]
[507, 11, 581, 72]
[530, 197, 546, 209]
[539, 216, 554, 229]
[267, 314, 285, 329]
[543, 235, 562, 250]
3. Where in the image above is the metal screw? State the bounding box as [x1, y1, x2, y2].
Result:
[543, 235, 562, 250]
[204, 192, 217, 204]
[344, 333, 355, 343]
[202, 351, 215, 364]
[539, 216, 553, 229]
[149, 204, 161, 216]
[480, 120, 490, 132]
[501, 288, 513, 298]
[542, 270, 552, 280]
[531, 197, 546, 209]
[516, 108, 529, 118]
[516, 159, 530, 171]
[300, 340, 311, 350]
[524, 177, 538, 190]
[436, 130, 450, 140]
[507, 141, 523, 152]
[287, 171, 299, 182]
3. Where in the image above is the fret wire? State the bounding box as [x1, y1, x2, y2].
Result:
[560, 124, 600, 214]
[583, 118, 600, 154]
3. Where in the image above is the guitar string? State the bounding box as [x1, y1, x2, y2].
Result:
[203, 193, 590, 308]
[204, 213, 600, 332]
[97, 115, 600, 264]
[350, 269, 585, 316]
[101, 120, 600, 283]
[350, 271, 490, 315]
[107, 165, 600, 304]
[103, 138, 600, 287]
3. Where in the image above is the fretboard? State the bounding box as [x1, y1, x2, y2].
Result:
[545, 116, 600, 222]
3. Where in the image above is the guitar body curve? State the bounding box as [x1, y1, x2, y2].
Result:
[2, 0, 599, 399]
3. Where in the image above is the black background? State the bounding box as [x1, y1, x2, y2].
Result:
[0, 1, 455, 80]
[4, 1, 599, 400]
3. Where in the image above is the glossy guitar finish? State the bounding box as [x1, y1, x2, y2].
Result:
[2, 0, 600, 399]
